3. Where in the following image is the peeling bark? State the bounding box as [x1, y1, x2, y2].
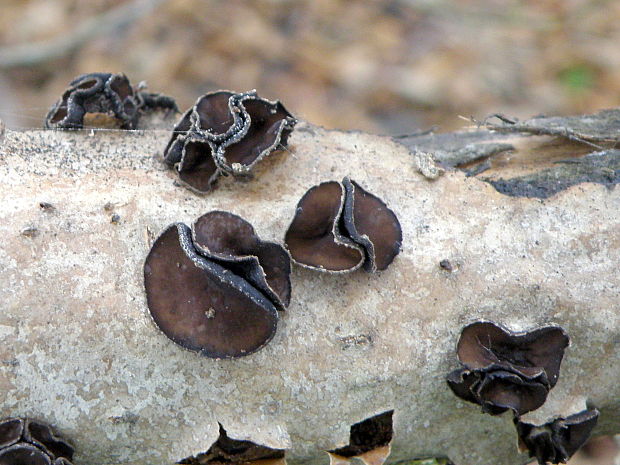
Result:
[0, 110, 618, 465]
[398, 108, 620, 198]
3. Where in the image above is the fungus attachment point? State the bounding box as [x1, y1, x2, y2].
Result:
[0, 418, 74, 465]
[446, 321, 569, 415]
[178, 424, 286, 465]
[144, 212, 290, 358]
[328, 411, 393, 465]
[285, 179, 401, 273]
[515, 409, 599, 465]
[45, 73, 177, 130]
[163, 90, 296, 194]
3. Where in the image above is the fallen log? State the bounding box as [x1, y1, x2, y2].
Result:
[0, 109, 618, 465]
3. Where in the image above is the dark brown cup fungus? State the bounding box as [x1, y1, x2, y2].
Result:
[284, 178, 402, 273]
[515, 409, 599, 465]
[446, 321, 569, 416]
[45, 72, 177, 130]
[0, 418, 74, 465]
[144, 211, 291, 358]
[192, 211, 291, 310]
[178, 423, 285, 465]
[163, 90, 296, 193]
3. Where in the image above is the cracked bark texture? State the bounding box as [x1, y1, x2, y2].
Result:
[0, 109, 618, 465]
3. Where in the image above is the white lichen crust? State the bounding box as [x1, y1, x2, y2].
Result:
[0, 121, 618, 465]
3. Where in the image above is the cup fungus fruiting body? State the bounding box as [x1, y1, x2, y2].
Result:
[515, 409, 599, 465]
[446, 321, 569, 416]
[163, 90, 296, 193]
[144, 212, 291, 358]
[45, 72, 177, 130]
[284, 178, 402, 273]
[446, 367, 550, 416]
[0, 418, 74, 465]
[192, 211, 292, 310]
[284, 181, 365, 272]
[342, 178, 403, 272]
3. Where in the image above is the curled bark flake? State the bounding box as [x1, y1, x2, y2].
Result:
[328, 411, 393, 465]
[178, 424, 285, 465]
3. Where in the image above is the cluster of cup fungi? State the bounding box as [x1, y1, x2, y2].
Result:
[45, 72, 178, 130]
[143, 185, 403, 358]
[1, 72, 603, 465]
[0, 418, 75, 465]
[446, 322, 599, 464]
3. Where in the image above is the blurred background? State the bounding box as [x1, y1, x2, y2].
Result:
[0, 0, 618, 463]
[1, 0, 620, 134]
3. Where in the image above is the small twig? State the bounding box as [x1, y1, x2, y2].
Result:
[464, 159, 491, 177]
[392, 126, 439, 139]
[483, 113, 519, 125]
[478, 113, 606, 150]
[457, 114, 486, 129]
[489, 123, 604, 150]
[0, 0, 167, 68]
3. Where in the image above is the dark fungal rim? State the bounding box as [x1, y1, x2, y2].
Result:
[215, 92, 297, 175]
[45, 73, 134, 129]
[341, 177, 403, 272]
[191, 90, 249, 143]
[285, 178, 403, 273]
[0, 417, 74, 463]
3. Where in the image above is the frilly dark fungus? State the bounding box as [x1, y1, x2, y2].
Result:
[163, 90, 296, 193]
[447, 367, 549, 416]
[0, 418, 74, 465]
[515, 409, 599, 465]
[457, 322, 569, 387]
[216, 95, 295, 176]
[192, 211, 291, 310]
[134, 89, 179, 116]
[342, 178, 402, 272]
[446, 321, 569, 416]
[179, 424, 285, 465]
[284, 178, 401, 273]
[284, 181, 364, 272]
[144, 212, 291, 358]
[45, 73, 177, 130]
